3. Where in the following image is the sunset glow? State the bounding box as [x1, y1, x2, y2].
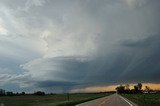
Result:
[71, 83, 160, 93]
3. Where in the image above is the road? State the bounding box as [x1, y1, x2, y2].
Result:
[76, 93, 137, 106]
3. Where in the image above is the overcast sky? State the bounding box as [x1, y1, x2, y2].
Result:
[0, 0, 160, 93]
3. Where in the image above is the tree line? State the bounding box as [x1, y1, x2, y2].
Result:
[0, 89, 46, 96]
[115, 83, 152, 94]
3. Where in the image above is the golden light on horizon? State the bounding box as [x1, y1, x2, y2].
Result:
[71, 83, 160, 93]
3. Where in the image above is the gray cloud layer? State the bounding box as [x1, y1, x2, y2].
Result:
[0, 0, 160, 92]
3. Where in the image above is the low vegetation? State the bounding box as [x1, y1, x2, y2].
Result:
[116, 83, 160, 106]
[0, 93, 110, 106]
[122, 93, 160, 106]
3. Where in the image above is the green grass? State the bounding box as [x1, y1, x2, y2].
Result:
[122, 93, 160, 106]
[0, 93, 110, 106]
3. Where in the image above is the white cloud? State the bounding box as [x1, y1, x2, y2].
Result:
[0, 24, 8, 35]
[23, 0, 46, 11]
[0, 73, 32, 88]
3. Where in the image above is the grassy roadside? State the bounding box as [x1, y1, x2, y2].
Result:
[121, 93, 160, 106]
[0, 93, 111, 106]
[47, 93, 110, 106]
[50, 96, 102, 106]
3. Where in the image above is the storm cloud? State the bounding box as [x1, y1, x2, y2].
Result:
[0, 0, 160, 92]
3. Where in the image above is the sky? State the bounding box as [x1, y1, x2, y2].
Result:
[0, 0, 160, 93]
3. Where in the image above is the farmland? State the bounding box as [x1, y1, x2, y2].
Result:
[122, 93, 160, 106]
[0, 93, 110, 106]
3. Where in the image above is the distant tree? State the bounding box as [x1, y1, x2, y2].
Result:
[137, 83, 142, 91]
[116, 83, 144, 94]
[116, 85, 125, 93]
[125, 84, 130, 90]
[34, 91, 45, 96]
[145, 86, 150, 91]
[134, 85, 139, 93]
[125, 84, 131, 93]
[130, 89, 135, 94]
[21, 92, 25, 95]
[0, 89, 5, 96]
[49, 93, 55, 95]
[16, 92, 19, 95]
[6, 92, 14, 96]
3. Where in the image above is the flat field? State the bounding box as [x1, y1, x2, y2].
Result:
[0, 93, 109, 106]
[122, 93, 160, 106]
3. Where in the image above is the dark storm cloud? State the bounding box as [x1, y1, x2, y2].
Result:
[75, 35, 160, 85]
[0, 0, 160, 92]
[36, 80, 78, 88]
[118, 35, 160, 83]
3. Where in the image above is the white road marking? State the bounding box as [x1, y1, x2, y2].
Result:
[119, 95, 133, 106]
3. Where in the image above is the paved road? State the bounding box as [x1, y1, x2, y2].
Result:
[76, 93, 137, 106]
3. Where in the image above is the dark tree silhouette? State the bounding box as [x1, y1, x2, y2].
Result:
[145, 86, 150, 91]
[134, 85, 139, 93]
[6, 92, 14, 96]
[125, 84, 130, 90]
[115, 85, 125, 93]
[137, 83, 142, 90]
[34, 91, 45, 95]
[21, 92, 25, 95]
[116, 83, 144, 94]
